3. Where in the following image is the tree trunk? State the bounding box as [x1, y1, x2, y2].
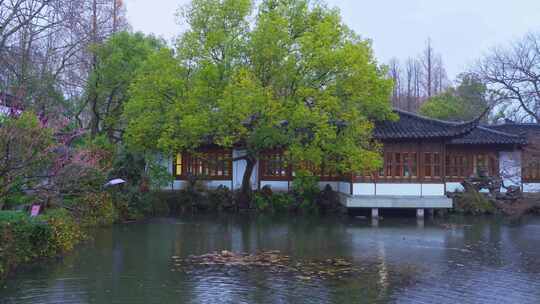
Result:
[238, 155, 256, 209]
[112, 0, 118, 33]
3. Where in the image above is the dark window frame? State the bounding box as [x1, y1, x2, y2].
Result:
[174, 149, 233, 180]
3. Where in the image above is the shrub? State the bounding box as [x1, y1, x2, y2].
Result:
[1, 178, 36, 210]
[253, 188, 294, 213]
[207, 186, 234, 211]
[38, 209, 84, 254]
[269, 192, 294, 213]
[453, 189, 496, 215]
[111, 186, 153, 220]
[254, 193, 270, 212]
[175, 177, 205, 211]
[67, 192, 117, 226]
[0, 209, 83, 284]
[55, 163, 106, 197]
[292, 171, 320, 213]
[317, 184, 342, 213]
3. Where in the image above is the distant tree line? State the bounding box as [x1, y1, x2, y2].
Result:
[387, 39, 449, 112]
[477, 32, 540, 123]
[0, 0, 129, 123]
[390, 33, 540, 124]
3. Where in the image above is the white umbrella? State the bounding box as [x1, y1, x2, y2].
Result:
[104, 178, 127, 187]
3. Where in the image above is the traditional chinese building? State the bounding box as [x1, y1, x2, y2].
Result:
[165, 110, 540, 215]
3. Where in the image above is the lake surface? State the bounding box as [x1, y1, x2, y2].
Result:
[2, 214, 540, 304]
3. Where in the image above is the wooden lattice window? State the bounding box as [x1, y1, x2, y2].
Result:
[379, 151, 418, 180]
[423, 152, 441, 180]
[523, 152, 540, 182]
[474, 153, 498, 177]
[402, 152, 418, 178]
[383, 152, 393, 178]
[175, 150, 232, 180]
[260, 151, 290, 180]
[445, 154, 471, 179]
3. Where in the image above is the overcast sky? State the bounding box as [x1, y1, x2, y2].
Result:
[124, 0, 540, 80]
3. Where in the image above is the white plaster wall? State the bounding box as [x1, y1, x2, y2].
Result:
[260, 180, 289, 192]
[421, 184, 445, 196]
[523, 183, 540, 193]
[338, 181, 350, 194]
[204, 180, 233, 189]
[352, 183, 376, 196]
[499, 151, 522, 192]
[161, 154, 176, 190]
[319, 182, 338, 191]
[446, 182, 464, 193]
[232, 149, 258, 190]
[171, 180, 187, 190]
[376, 183, 421, 196]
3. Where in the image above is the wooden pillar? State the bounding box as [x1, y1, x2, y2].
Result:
[350, 173, 354, 195]
[442, 140, 447, 193]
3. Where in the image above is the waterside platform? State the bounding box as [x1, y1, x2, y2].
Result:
[339, 194, 453, 218]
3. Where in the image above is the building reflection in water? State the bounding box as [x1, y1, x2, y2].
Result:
[4, 216, 540, 303]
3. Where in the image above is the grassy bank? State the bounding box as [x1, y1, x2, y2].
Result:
[0, 210, 83, 285]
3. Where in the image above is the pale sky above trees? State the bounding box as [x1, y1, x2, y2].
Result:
[124, 0, 540, 80]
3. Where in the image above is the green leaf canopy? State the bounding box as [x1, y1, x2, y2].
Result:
[124, 0, 393, 175]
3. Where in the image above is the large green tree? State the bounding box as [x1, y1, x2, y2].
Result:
[419, 73, 488, 121]
[86, 31, 164, 141]
[124, 0, 393, 203]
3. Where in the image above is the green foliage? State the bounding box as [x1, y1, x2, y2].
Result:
[125, 0, 393, 193]
[67, 192, 117, 227]
[0, 112, 55, 209]
[419, 92, 465, 121]
[148, 192, 171, 216]
[0, 209, 83, 284]
[87, 31, 164, 139]
[207, 185, 235, 211]
[56, 163, 107, 197]
[253, 193, 271, 212]
[107, 149, 173, 219]
[292, 170, 320, 212]
[420, 74, 488, 121]
[0, 211, 26, 222]
[145, 154, 174, 189]
[1, 178, 36, 210]
[38, 209, 84, 253]
[269, 193, 295, 213]
[253, 191, 294, 213]
[111, 186, 153, 220]
[110, 149, 172, 190]
[453, 190, 496, 215]
[110, 149, 146, 186]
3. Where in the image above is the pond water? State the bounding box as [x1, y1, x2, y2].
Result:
[2, 214, 540, 304]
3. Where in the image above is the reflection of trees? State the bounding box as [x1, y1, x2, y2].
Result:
[2, 216, 427, 303]
[505, 217, 540, 275]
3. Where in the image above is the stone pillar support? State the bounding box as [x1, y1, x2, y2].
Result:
[371, 208, 379, 218]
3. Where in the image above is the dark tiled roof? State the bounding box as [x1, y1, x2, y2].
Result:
[373, 110, 479, 140]
[486, 123, 540, 136]
[449, 126, 526, 145]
